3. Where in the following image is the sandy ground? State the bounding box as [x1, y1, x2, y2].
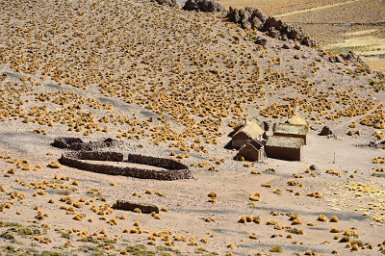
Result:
[0, 0, 384, 255]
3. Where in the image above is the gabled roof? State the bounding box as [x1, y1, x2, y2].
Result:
[232, 120, 264, 139]
[239, 143, 261, 153]
[266, 136, 303, 149]
[274, 123, 307, 136]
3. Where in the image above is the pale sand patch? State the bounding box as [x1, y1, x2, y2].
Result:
[324, 36, 385, 56]
[344, 29, 378, 37]
[275, 0, 361, 18]
[364, 58, 385, 73]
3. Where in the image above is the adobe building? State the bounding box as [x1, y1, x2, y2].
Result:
[231, 120, 264, 149]
[265, 136, 303, 161]
[273, 123, 308, 145]
[235, 140, 265, 162]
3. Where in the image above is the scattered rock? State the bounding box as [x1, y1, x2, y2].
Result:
[183, 0, 224, 12]
[329, 55, 342, 63]
[368, 139, 385, 149]
[112, 200, 159, 214]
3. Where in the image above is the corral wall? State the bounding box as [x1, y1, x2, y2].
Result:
[59, 151, 191, 180]
[265, 146, 301, 161]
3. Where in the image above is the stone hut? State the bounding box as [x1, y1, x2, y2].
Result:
[273, 123, 308, 145]
[235, 140, 265, 162]
[231, 120, 265, 149]
[265, 136, 303, 161]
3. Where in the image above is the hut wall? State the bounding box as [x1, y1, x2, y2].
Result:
[265, 146, 301, 161]
[232, 133, 252, 149]
[273, 133, 307, 145]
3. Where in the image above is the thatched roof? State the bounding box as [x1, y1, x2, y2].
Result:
[287, 115, 308, 126]
[233, 120, 264, 139]
[265, 136, 303, 149]
[274, 123, 307, 136]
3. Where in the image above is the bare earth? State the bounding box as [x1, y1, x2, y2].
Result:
[0, 0, 384, 256]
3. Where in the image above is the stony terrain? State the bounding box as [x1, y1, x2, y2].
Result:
[0, 0, 384, 255]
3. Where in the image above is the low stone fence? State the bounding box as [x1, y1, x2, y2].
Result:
[59, 151, 192, 180]
[112, 200, 159, 214]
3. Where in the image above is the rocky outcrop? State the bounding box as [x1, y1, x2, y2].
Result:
[340, 51, 367, 66]
[153, 0, 176, 7]
[226, 7, 266, 30]
[112, 200, 159, 214]
[59, 151, 192, 180]
[226, 7, 317, 47]
[183, 0, 224, 12]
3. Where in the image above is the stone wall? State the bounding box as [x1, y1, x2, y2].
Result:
[59, 151, 192, 180]
[112, 200, 159, 214]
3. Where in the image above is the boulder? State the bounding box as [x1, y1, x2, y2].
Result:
[318, 126, 334, 136]
[329, 55, 342, 63]
[153, 0, 176, 6]
[183, 0, 224, 12]
[282, 43, 290, 49]
[254, 36, 267, 46]
[267, 28, 280, 39]
[227, 7, 265, 30]
[261, 17, 283, 32]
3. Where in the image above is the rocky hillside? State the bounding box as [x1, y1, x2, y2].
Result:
[0, 0, 384, 255]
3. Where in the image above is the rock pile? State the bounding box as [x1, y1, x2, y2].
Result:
[183, 0, 224, 12]
[226, 7, 317, 47]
